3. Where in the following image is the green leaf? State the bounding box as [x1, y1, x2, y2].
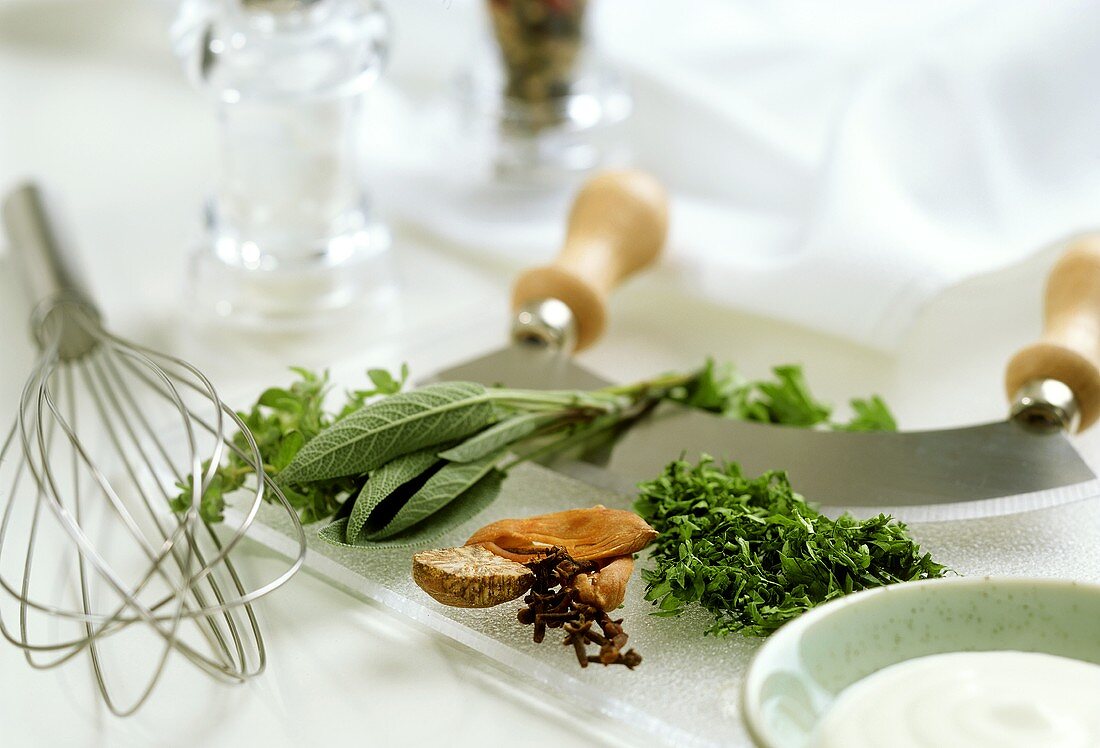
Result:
[367, 368, 401, 395]
[272, 431, 305, 471]
[319, 471, 503, 549]
[319, 518, 356, 546]
[836, 395, 898, 432]
[754, 365, 831, 427]
[280, 382, 498, 483]
[665, 362, 894, 432]
[344, 446, 444, 543]
[438, 412, 558, 463]
[675, 358, 749, 414]
[365, 451, 505, 540]
[257, 387, 301, 413]
[336, 365, 411, 421]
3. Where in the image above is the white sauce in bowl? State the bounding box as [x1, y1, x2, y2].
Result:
[813, 651, 1100, 748]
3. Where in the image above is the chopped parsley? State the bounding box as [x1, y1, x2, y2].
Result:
[635, 457, 947, 637]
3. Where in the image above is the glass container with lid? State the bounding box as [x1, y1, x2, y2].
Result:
[173, 0, 392, 329]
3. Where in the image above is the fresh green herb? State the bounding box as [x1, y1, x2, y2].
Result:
[344, 446, 447, 542]
[668, 359, 896, 431]
[634, 457, 946, 637]
[175, 360, 895, 548]
[171, 367, 382, 524]
[336, 365, 409, 420]
[318, 471, 505, 550]
[368, 450, 505, 540]
[836, 395, 898, 432]
[305, 383, 659, 546]
[171, 365, 680, 541]
[278, 381, 501, 484]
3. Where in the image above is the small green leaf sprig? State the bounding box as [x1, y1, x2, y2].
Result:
[669, 359, 896, 431]
[634, 457, 946, 637]
[171, 366, 409, 524]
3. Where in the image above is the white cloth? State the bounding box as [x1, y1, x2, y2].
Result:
[371, 0, 1100, 350]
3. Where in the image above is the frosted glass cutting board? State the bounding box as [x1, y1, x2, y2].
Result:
[245, 461, 1100, 747]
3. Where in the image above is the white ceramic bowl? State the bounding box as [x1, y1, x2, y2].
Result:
[741, 576, 1100, 748]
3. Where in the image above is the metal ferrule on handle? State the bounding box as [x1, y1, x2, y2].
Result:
[511, 298, 578, 353]
[510, 170, 669, 353]
[2, 183, 101, 359]
[1011, 378, 1080, 433]
[1005, 236, 1100, 433]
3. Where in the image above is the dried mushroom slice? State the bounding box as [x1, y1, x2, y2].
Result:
[574, 555, 634, 612]
[465, 505, 657, 562]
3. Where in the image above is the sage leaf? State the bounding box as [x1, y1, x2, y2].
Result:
[437, 412, 559, 463]
[344, 446, 444, 543]
[366, 451, 505, 540]
[280, 382, 497, 483]
[319, 471, 503, 549]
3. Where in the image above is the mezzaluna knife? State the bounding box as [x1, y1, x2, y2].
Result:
[433, 169, 669, 389]
[594, 239, 1100, 520]
[440, 223, 1100, 521]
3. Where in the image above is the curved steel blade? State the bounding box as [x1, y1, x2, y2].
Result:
[430, 345, 609, 391]
[545, 403, 1098, 520]
[429, 349, 1097, 519]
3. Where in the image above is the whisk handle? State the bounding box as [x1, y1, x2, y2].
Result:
[3, 183, 101, 358]
[3, 183, 98, 312]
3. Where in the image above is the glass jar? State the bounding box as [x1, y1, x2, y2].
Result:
[480, 0, 631, 180]
[173, 0, 392, 329]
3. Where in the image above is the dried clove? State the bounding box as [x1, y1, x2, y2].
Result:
[515, 546, 642, 670]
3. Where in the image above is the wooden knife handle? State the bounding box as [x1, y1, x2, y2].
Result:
[512, 170, 669, 352]
[1006, 236, 1100, 432]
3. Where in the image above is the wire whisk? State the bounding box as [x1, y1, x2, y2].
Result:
[0, 184, 306, 716]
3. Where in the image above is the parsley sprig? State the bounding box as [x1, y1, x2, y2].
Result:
[634, 458, 947, 637]
[668, 359, 897, 431]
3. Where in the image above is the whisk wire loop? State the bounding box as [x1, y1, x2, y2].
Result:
[0, 257, 306, 717]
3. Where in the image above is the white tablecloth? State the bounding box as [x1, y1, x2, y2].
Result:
[375, 0, 1100, 350]
[1, 1, 1099, 746]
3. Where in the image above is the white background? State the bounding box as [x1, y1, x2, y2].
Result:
[0, 1, 1098, 746]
